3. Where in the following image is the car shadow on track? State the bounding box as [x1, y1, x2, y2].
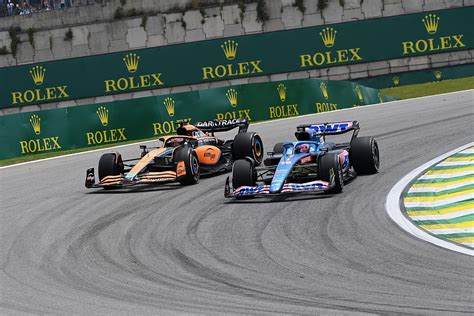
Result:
[223, 193, 334, 204]
[223, 177, 357, 204]
[85, 183, 185, 194]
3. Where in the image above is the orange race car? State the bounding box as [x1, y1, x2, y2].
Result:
[85, 119, 263, 189]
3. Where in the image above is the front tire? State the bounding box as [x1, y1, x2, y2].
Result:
[319, 153, 343, 193]
[174, 147, 199, 185]
[273, 142, 284, 154]
[232, 159, 256, 190]
[98, 152, 123, 190]
[350, 136, 379, 174]
[264, 142, 285, 167]
[232, 132, 264, 166]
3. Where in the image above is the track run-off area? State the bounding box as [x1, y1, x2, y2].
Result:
[1, 90, 473, 314]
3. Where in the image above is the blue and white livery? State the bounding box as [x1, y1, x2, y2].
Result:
[225, 120, 380, 199]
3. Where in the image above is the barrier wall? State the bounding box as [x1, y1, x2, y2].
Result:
[1, 7, 471, 109]
[0, 78, 394, 160]
[356, 63, 474, 89]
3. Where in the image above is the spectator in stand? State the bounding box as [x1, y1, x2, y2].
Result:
[29, 0, 38, 10]
[1, 0, 107, 17]
[19, 0, 31, 15]
[7, 0, 14, 16]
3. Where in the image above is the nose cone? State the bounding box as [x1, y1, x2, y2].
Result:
[270, 149, 313, 193]
[269, 177, 285, 193]
[269, 159, 295, 193]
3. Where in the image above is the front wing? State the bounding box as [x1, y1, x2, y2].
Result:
[85, 168, 179, 188]
[224, 176, 335, 198]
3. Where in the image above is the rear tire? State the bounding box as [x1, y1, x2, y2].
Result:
[98, 152, 123, 189]
[319, 153, 343, 193]
[173, 147, 199, 185]
[232, 159, 256, 190]
[232, 132, 264, 166]
[350, 136, 379, 174]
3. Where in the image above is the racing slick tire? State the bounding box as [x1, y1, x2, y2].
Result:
[273, 142, 284, 154]
[264, 142, 285, 167]
[173, 146, 200, 185]
[350, 136, 380, 175]
[319, 153, 343, 193]
[232, 132, 264, 166]
[98, 152, 124, 190]
[232, 159, 257, 191]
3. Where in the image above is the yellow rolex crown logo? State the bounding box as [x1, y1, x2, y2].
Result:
[226, 88, 238, 107]
[30, 114, 41, 135]
[96, 106, 109, 126]
[277, 84, 286, 102]
[320, 81, 329, 99]
[163, 97, 175, 117]
[422, 13, 439, 34]
[355, 85, 364, 102]
[29, 66, 46, 85]
[123, 53, 140, 73]
[392, 76, 400, 86]
[221, 40, 238, 60]
[434, 70, 442, 80]
[320, 27, 337, 48]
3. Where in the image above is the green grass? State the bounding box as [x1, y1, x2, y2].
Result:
[2, 77, 473, 167]
[381, 76, 474, 99]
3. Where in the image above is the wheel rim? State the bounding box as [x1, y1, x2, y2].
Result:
[338, 165, 343, 186]
[190, 155, 199, 176]
[253, 138, 263, 161]
[372, 142, 380, 170]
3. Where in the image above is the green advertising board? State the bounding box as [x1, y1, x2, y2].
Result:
[0, 78, 394, 160]
[356, 63, 474, 89]
[0, 7, 471, 108]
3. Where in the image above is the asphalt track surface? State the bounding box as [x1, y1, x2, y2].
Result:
[1, 91, 473, 315]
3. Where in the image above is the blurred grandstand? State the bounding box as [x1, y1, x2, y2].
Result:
[0, 0, 108, 17]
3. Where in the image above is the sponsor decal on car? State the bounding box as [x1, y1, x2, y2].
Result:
[176, 161, 186, 177]
[196, 119, 243, 128]
[308, 122, 353, 134]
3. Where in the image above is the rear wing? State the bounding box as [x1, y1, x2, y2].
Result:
[295, 121, 360, 140]
[195, 118, 249, 134]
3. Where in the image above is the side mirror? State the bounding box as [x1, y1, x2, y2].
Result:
[140, 145, 148, 157]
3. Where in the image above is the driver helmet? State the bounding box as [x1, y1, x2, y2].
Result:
[168, 138, 183, 147]
[296, 143, 309, 153]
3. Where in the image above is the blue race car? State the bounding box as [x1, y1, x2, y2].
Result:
[224, 121, 379, 198]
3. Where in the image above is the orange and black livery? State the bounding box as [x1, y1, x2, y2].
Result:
[85, 118, 263, 190]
